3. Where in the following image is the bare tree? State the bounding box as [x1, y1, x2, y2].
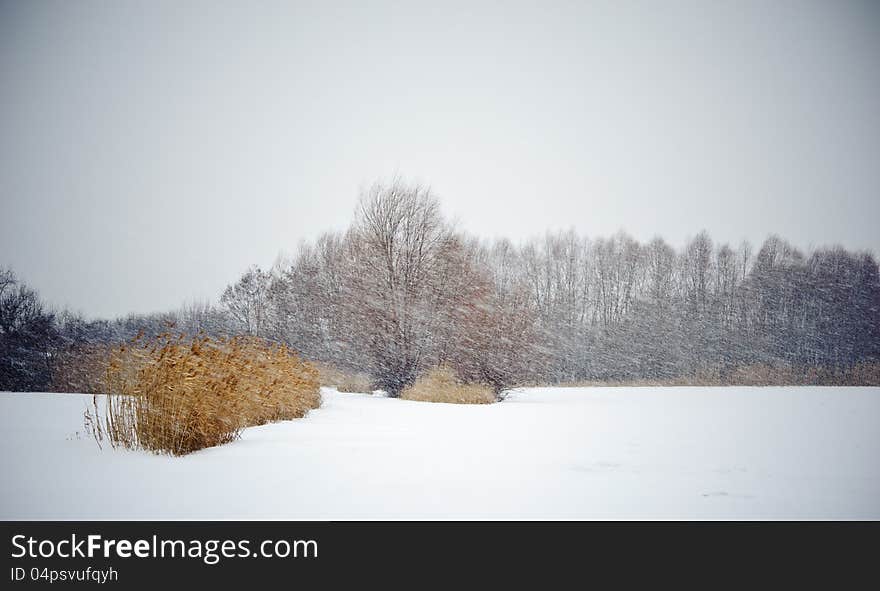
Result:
[645, 237, 676, 306]
[683, 231, 713, 314]
[220, 265, 270, 337]
[346, 178, 453, 395]
[0, 268, 58, 390]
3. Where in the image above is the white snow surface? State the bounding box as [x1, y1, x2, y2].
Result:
[1, 386, 878, 520]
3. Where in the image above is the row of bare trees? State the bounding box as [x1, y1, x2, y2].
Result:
[215, 179, 879, 393]
[3, 178, 878, 393]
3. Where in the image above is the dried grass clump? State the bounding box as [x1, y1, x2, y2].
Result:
[558, 361, 880, 388]
[313, 362, 373, 393]
[401, 366, 496, 404]
[85, 333, 320, 455]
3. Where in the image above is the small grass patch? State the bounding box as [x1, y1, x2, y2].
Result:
[313, 362, 373, 393]
[401, 366, 495, 404]
[558, 361, 880, 387]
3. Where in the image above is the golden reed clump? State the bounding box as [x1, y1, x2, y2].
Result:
[85, 333, 320, 455]
[401, 366, 496, 404]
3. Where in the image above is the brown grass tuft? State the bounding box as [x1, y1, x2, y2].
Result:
[85, 333, 320, 455]
[558, 361, 880, 388]
[401, 366, 496, 404]
[313, 362, 372, 393]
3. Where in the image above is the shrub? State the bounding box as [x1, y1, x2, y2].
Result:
[50, 344, 114, 394]
[85, 333, 320, 455]
[313, 362, 373, 393]
[842, 361, 880, 386]
[400, 366, 495, 404]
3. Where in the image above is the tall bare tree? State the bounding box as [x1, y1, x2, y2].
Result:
[346, 178, 454, 395]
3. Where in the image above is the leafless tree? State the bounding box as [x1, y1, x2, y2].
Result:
[220, 265, 270, 337]
[346, 178, 454, 395]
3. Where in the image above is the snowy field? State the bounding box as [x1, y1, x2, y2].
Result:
[1, 386, 878, 520]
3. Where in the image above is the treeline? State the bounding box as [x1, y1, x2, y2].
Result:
[218, 180, 880, 393]
[2, 178, 879, 394]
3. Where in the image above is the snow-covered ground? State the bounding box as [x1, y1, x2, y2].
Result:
[1, 386, 878, 519]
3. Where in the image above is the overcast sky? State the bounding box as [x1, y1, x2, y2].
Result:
[2, 0, 879, 319]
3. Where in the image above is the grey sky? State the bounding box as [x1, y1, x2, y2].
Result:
[2, 0, 879, 319]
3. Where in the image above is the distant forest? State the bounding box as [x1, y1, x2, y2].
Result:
[3, 179, 879, 394]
